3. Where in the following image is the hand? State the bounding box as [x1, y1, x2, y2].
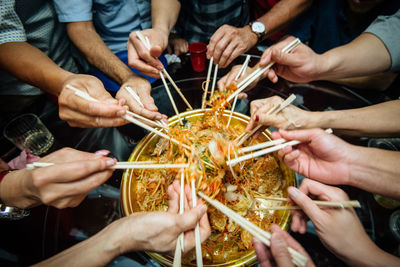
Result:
[245, 96, 313, 134]
[253, 224, 314, 267]
[272, 128, 352, 185]
[111, 180, 211, 254]
[260, 36, 322, 83]
[217, 64, 256, 99]
[288, 179, 385, 265]
[127, 29, 168, 78]
[58, 74, 128, 128]
[167, 37, 188, 56]
[207, 25, 257, 68]
[0, 148, 116, 209]
[116, 76, 167, 121]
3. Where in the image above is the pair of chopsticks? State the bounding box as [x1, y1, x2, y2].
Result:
[235, 94, 296, 146]
[198, 192, 308, 267]
[66, 85, 191, 151]
[225, 38, 301, 104]
[255, 195, 361, 210]
[26, 161, 189, 170]
[201, 57, 219, 109]
[124, 86, 167, 128]
[173, 171, 186, 267]
[135, 32, 192, 125]
[227, 128, 333, 166]
[226, 55, 252, 128]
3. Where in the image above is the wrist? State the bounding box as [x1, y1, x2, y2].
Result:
[243, 25, 258, 48]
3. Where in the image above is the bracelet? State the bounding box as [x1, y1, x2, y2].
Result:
[0, 170, 30, 220]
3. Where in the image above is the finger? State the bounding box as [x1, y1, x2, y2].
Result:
[277, 128, 324, 143]
[133, 36, 163, 70]
[253, 238, 273, 267]
[207, 27, 225, 59]
[35, 158, 116, 184]
[270, 225, 311, 262]
[177, 204, 207, 232]
[270, 231, 294, 267]
[288, 186, 323, 222]
[149, 47, 164, 68]
[217, 75, 228, 91]
[212, 35, 231, 65]
[237, 92, 247, 99]
[299, 178, 349, 202]
[168, 183, 179, 213]
[260, 48, 272, 67]
[219, 41, 238, 68]
[136, 88, 158, 112]
[223, 46, 242, 68]
[60, 108, 128, 128]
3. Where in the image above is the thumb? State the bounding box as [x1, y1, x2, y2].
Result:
[270, 232, 294, 267]
[177, 204, 207, 232]
[288, 186, 322, 222]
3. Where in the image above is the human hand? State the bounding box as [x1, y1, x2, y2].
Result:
[217, 64, 256, 99]
[59, 74, 128, 128]
[207, 25, 257, 68]
[260, 36, 322, 83]
[288, 179, 381, 265]
[253, 224, 314, 267]
[0, 148, 116, 209]
[116, 76, 167, 122]
[112, 180, 210, 254]
[127, 29, 168, 78]
[245, 96, 313, 134]
[272, 128, 352, 185]
[167, 37, 188, 56]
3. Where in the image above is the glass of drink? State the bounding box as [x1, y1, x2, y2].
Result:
[3, 113, 54, 155]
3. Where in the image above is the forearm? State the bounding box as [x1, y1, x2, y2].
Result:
[0, 42, 72, 96]
[319, 33, 391, 80]
[343, 246, 400, 267]
[152, 0, 180, 35]
[311, 100, 400, 137]
[33, 221, 121, 267]
[257, 0, 312, 39]
[347, 145, 400, 200]
[66, 21, 134, 85]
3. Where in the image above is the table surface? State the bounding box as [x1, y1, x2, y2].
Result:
[1, 53, 399, 266]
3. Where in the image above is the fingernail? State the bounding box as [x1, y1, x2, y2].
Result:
[106, 159, 116, 167]
[119, 98, 126, 106]
[252, 237, 261, 245]
[255, 115, 259, 122]
[117, 109, 126, 116]
[271, 232, 284, 244]
[95, 150, 110, 156]
[156, 114, 162, 120]
[288, 187, 299, 199]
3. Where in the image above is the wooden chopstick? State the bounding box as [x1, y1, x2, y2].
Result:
[159, 71, 183, 125]
[192, 180, 203, 267]
[226, 39, 301, 103]
[236, 94, 296, 146]
[235, 55, 251, 81]
[135, 31, 192, 110]
[201, 57, 214, 109]
[173, 171, 186, 267]
[209, 64, 219, 102]
[229, 128, 333, 166]
[26, 162, 189, 170]
[66, 85, 191, 150]
[198, 192, 308, 267]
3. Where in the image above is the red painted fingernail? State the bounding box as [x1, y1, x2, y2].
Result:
[255, 115, 259, 122]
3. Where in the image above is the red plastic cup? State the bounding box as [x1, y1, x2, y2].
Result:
[189, 42, 207, 72]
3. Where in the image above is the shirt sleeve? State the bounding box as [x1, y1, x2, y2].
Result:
[0, 0, 26, 45]
[364, 9, 400, 72]
[53, 0, 93, 22]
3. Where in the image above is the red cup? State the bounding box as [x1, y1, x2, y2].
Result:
[189, 42, 207, 72]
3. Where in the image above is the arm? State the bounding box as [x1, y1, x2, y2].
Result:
[0, 148, 116, 209]
[246, 97, 400, 137]
[33, 181, 210, 267]
[289, 179, 400, 267]
[273, 129, 400, 200]
[127, 0, 181, 77]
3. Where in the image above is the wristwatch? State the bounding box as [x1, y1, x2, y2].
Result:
[249, 21, 266, 41]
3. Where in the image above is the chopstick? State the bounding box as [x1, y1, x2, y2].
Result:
[255, 196, 361, 210]
[235, 94, 296, 146]
[66, 85, 191, 150]
[173, 171, 186, 267]
[235, 55, 251, 81]
[209, 64, 219, 101]
[198, 192, 308, 267]
[160, 71, 183, 125]
[135, 31, 193, 110]
[228, 128, 333, 166]
[124, 86, 167, 128]
[26, 162, 189, 170]
[192, 180, 203, 267]
[201, 57, 214, 109]
[226, 38, 301, 103]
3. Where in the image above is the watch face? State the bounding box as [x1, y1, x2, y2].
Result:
[251, 21, 265, 34]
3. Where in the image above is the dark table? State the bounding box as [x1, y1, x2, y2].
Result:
[1, 53, 399, 266]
